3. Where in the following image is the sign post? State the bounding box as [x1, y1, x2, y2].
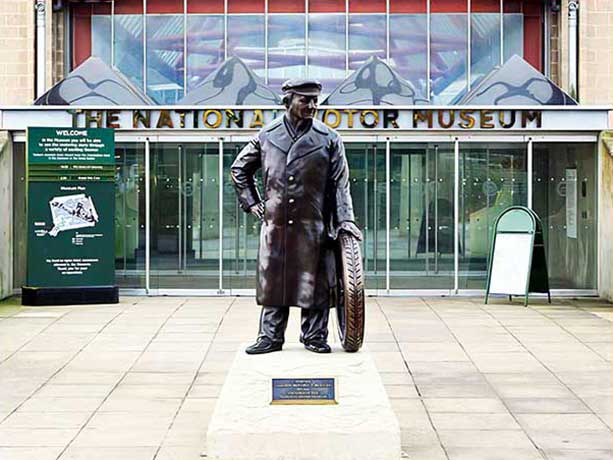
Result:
[22, 127, 118, 306]
[485, 206, 551, 306]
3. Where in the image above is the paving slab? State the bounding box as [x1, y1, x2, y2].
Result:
[0, 295, 609, 460]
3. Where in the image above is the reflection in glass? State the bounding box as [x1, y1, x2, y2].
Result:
[349, 15, 386, 70]
[345, 143, 387, 292]
[150, 143, 220, 290]
[267, 15, 306, 92]
[187, 15, 224, 91]
[308, 14, 346, 92]
[390, 143, 455, 289]
[471, 13, 500, 86]
[115, 143, 146, 289]
[459, 143, 527, 289]
[431, 13, 467, 103]
[222, 143, 261, 292]
[390, 15, 428, 98]
[92, 15, 111, 65]
[146, 15, 185, 104]
[114, 14, 144, 90]
[533, 143, 596, 289]
[503, 14, 523, 62]
[227, 15, 265, 78]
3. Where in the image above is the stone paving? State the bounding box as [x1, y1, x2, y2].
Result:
[0, 296, 611, 460]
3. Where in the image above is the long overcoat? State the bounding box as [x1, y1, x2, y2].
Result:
[230, 115, 355, 309]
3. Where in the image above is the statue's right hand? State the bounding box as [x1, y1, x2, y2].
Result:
[250, 202, 265, 221]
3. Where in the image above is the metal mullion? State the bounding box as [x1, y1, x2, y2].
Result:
[111, 0, 115, 67]
[454, 138, 459, 294]
[467, 0, 471, 91]
[178, 145, 183, 272]
[305, 0, 309, 77]
[385, 0, 390, 63]
[385, 139, 390, 293]
[145, 138, 151, 294]
[500, 0, 504, 65]
[224, 0, 228, 60]
[527, 138, 533, 208]
[345, 0, 349, 75]
[426, 0, 431, 100]
[218, 139, 224, 293]
[264, 0, 269, 84]
[543, 0, 549, 76]
[183, 0, 187, 97]
[143, 0, 147, 93]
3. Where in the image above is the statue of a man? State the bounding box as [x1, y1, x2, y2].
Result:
[230, 79, 361, 354]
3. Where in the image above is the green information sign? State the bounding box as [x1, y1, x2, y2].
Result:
[24, 128, 117, 305]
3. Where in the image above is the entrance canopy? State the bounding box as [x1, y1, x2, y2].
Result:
[35, 57, 154, 106]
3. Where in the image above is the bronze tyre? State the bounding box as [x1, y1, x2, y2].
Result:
[335, 232, 365, 352]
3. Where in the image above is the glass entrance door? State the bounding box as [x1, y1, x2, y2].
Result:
[345, 143, 387, 293]
[389, 143, 455, 290]
[149, 143, 220, 291]
[222, 142, 261, 293]
[458, 142, 527, 289]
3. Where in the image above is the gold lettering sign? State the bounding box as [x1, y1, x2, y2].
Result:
[521, 110, 542, 128]
[156, 110, 174, 129]
[438, 110, 455, 129]
[250, 109, 264, 128]
[225, 109, 244, 128]
[499, 110, 516, 129]
[203, 110, 222, 128]
[85, 110, 103, 128]
[480, 110, 494, 129]
[383, 109, 399, 128]
[360, 110, 379, 129]
[343, 109, 358, 129]
[413, 110, 433, 128]
[133, 110, 151, 128]
[175, 109, 188, 128]
[458, 110, 475, 129]
[323, 109, 341, 129]
[106, 110, 120, 129]
[67, 108, 544, 131]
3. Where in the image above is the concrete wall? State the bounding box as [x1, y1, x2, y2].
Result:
[599, 130, 613, 302]
[0, 132, 13, 300]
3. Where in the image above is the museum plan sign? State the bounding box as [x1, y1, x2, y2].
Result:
[23, 127, 117, 305]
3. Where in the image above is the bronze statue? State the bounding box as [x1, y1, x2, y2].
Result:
[230, 79, 362, 354]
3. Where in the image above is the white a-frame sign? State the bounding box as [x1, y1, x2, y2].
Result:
[485, 206, 551, 306]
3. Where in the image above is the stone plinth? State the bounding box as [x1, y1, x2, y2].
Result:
[206, 344, 401, 460]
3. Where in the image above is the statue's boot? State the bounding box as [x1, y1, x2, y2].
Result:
[300, 308, 331, 353]
[245, 306, 289, 355]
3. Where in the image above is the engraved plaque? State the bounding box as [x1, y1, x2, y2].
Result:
[271, 378, 337, 405]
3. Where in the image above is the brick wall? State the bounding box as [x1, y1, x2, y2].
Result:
[555, 0, 613, 104]
[0, 0, 36, 105]
[52, 7, 64, 85]
[578, 0, 613, 104]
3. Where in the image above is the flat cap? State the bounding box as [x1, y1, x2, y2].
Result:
[281, 79, 322, 96]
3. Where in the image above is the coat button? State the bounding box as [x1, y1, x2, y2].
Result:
[289, 198, 295, 204]
[288, 175, 295, 182]
[288, 220, 294, 225]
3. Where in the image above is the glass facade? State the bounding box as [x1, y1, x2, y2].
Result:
[80, 0, 533, 103]
[14, 139, 596, 294]
[533, 143, 597, 290]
